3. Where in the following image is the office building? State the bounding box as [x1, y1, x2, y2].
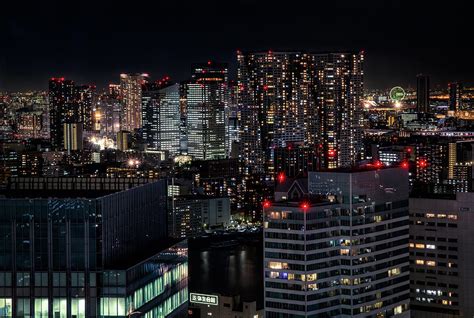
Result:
[311, 52, 365, 169]
[263, 167, 410, 317]
[409, 193, 474, 318]
[186, 62, 227, 160]
[48, 78, 76, 150]
[417, 74, 430, 114]
[169, 196, 231, 239]
[120, 73, 148, 132]
[0, 179, 189, 317]
[141, 82, 181, 156]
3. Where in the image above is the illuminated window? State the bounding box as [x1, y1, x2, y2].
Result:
[388, 268, 401, 277]
[269, 272, 279, 279]
[426, 213, 435, 218]
[0, 298, 12, 317]
[426, 244, 436, 250]
[394, 305, 403, 314]
[34, 299, 48, 318]
[52, 299, 67, 318]
[416, 260, 425, 265]
[437, 214, 447, 219]
[415, 244, 425, 249]
[340, 249, 350, 256]
[268, 262, 288, 270]
[307, 283, 318, 291]
[426, 261, 436, 267]
[409, 243, 415, 248]
[306, 273, 317, 281]
[448, 215, 458, 220]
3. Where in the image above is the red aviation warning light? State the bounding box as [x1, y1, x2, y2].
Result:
[263, 200, 271, 209]
[277, 172, 286, 183]
[300, 201, 309, 211]
[401, 161, 409, 169]
[418, 159, 428, 168]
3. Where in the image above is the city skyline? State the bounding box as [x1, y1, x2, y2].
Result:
[2, 0, 474, 91]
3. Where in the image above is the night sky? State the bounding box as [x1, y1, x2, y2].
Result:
[1, 0, 473, 91]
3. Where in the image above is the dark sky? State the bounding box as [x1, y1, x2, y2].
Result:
[1, 0, 473, 91]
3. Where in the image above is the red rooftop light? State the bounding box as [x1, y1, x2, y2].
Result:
[263, 200, 271, 208]
[300, 202, 309, 210]
[401, 161, 409, 169]
[277, 172, 286, 183]
[418, 159, 428, 168]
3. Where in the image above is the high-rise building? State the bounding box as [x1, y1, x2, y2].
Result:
[97, 90, 121, 137]
[311, 52, 365, 169]
[141, 82, 181, 156]
[63, 122, 83, 153]
[409, 193, 474, 318]
[417, 74, 430, 113]
[119, 73, 148, 132]
[237, 51, 313, 176]
[448, 82, 463, 112]
[186, 62, 226, 160]
[76, 84, 95, 131]
[263, 167, 410, 317]
[237, 51, 364, 172]
[49, 78, 76, 150]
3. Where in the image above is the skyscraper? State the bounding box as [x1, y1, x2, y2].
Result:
[448, 82, 463, 112]
[185, 62, 226, 160]
[237, 51, 364, 173]
[237, 51, 312, 176]
[141, 82, 181, 156]
[311, 52, 365, 169]
[417, 74, 430, 113]
[49, 78, 77, 150]
[76, 84, 95, 131]
[119, 73, 148, 132]
[263, 167, 410, 317]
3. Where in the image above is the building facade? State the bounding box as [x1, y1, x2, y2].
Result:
[0, 180, 188, 317]
[263, 167, 410, 317]
[120, 73, 148, 132]
[141, 83, 181, 156]
[416, 75, 430, 114]
[185, 62, 227, 160]
[409, 193, 474, 318]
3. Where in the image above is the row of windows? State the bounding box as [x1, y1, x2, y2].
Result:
[0, 298, 85, 318]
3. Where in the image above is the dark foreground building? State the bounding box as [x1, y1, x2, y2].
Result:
[0, 179, 188, 317]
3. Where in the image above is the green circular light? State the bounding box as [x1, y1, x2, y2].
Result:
[390, 86, 406, 101]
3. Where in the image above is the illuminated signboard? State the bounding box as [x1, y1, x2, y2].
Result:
[190, 293, 219, 306]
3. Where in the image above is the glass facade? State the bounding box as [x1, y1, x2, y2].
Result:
[0, 181, 187, 317]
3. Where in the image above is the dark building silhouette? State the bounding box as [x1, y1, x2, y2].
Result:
[417, 74, 430, 113]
